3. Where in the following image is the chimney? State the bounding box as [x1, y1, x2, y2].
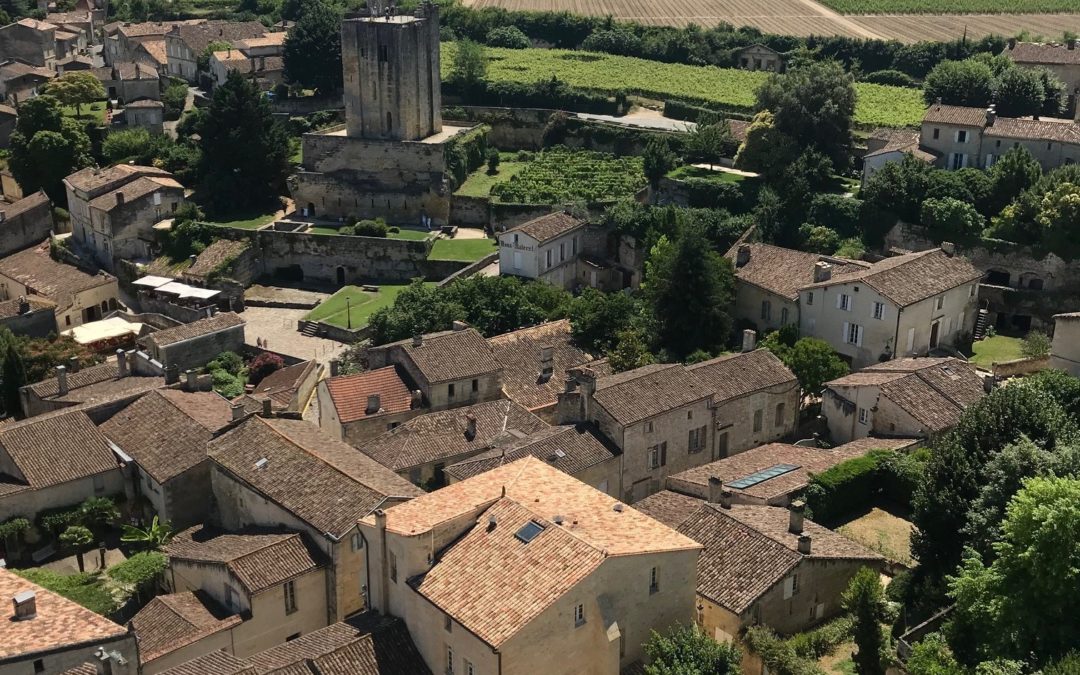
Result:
[412, 334, 423, 347]
[1008, 37, 1017, 49]
[17, 296, 28, 315]
[56, 365, 68, 396]
[741, 329, 757, 353]
[813, 261, 833, 283]
[719, 488, 732, 509]
[12, 590, 37, 620]
[165, 364, 179, 385]
[366, 393, 381, 415]
[261, 398, 272, 417]
[736, 244, 751, 268]
[410, 389, 422, 409]
[798, 534, 812, 555]
[540, 344, 554, 377]
[67, 356, 80, 373]
[184, 368, 197, 390]
[707, 476, 724, 504]
[464, 414, 477, 441]
[117, 349, 128, 378]
[788, 499, 805, 535]
[231, 403, 245, 421]
[986, 105, 997, 126]
[940, 241, 956, 256]
[329, 359, 339, 377]
[452, 320, 468, 331]
[116, 191, 125, 205]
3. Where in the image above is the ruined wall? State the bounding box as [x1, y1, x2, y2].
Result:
[444, 106, 551, 150]
[252, 229, 433, 283]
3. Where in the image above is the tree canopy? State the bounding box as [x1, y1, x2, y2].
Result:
[283, 0, 344, 94]
[8, 95, 92, 203]
[44, 72, 105, 116]
[644, 624, 741, 675]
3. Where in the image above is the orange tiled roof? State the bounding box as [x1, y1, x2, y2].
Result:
[487, 319, 599, 411]
[325, 365, 414, 424]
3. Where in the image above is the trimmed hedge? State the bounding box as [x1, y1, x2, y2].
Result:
[804, 448, 927, 523]
[108, 551, 166, 594]
[744, 625, 825, 675]
[664, 98, 753, 124]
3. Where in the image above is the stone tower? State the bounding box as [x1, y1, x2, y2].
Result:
[341, 2, 442, 141]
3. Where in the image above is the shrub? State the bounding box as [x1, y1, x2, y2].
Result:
[0, 517, 30, 541]
[107, 551, 166, 593]
[787, 615, 854, 660]
[485, 25, 530, 49]
[102, 128, 152, 163]
[79, 496, 120, 531]
[861, 69, 917, 87]
[207, 351, 245, 376]
[351, 219, 389, 237]
[743, 625, 824, 675]
[1022, 331, 1052, 358]
[805, 449, 895, 523]
[37, 504, 84, 535]
[247, 351, 284, 386]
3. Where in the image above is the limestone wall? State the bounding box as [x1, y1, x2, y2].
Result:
[444, 106, 552, 150]
[252, 229, 433, 283]
[449, 194, 489, 227]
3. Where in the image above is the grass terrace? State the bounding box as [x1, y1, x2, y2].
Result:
[428, 237, 498, 261]
[836, 506, 914, 566]
[63, 101, 108, 124]
[667, 165, 749, 182]
[206, 210, 278, 230]
[966, 335, 1025, 369]
[455, 157, 529, 198]
[305, 283, 433, 329]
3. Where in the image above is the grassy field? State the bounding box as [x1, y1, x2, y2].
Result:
[967, 335, 1025, 369]
[836, 507, 914, 566]
[63, 101, 108, 124]
[667, 165, 747, 182]
[442, 44, 926, 128]
[306, 284, 428, 329]
[455, 160, 528, 197]
[429, 238, 498, 261]
[207, 210, 278, 230]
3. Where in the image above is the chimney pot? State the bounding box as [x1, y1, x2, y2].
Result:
[184, 368, 196, 390]
[736, 244, 751, 267]
[56, 365, 68, 396]
[116, 191, 125, 205]
[165, 364, 179, 385]
[412, 334, 423, 347]
[452, 320, 468, 331]
[707, 476, 724, 504]
[375, 508, 387, 530]
[67, 356, 80, 373]
[986, 106, 997, 126]
[17, 296, 28, 314]
[813, 260, 833, 283]
[464, 414, 477, 440]
[789, 499, 806, 535]
[231, 403, 245, 421]
[410, 389, 422, 409]
[741, 329, 757, 353]
[261, 398, 272, 417]
[117, 349, 129, 378]
[940, 241, 956, 256]
[366, 393, 381, 415]
[798, 534, 812, 555]
[12, 590, 36, 620]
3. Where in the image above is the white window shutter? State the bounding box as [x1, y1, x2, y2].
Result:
[953, 130, 959, 142]
[856, 325, 864, 347]
[880, 304, 886, 321]
[783, 576, 795, 600]
[836, 294, 843, 309]
[907, 327, 915, 352]
[842, 321, 849, 344]
[944, 317, 952, 336]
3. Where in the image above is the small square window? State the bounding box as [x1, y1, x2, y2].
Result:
[936, 296, 944, 310]
[933, 128, 940, 139]
[687, 410, 693, 420]
[807, 291, 814, 306]
[34, 660, 44, 674]
[574, 603, 585, 626]
[645, 421, 653, 433]
[448, 383, 456, 399]
[858, 408, 869, 425]
[649, 566, 659, 594]
[471, 379, 478, 393]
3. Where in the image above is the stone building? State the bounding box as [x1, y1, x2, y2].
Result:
[0, 240, 120, 329]
[636, 490, 883, 658]
[208, 35, 285, 90]
[0, 567, 138, 675]
[208, 415, 424, 622]
[102, 20, 205, 70]
[0, 19, 59, 69]
[1004, 40, 1080, 117]
[92, 61, 160, 103]
[823, 357, 985, 444]
[0, 59, 54, 104]
[1050, 312, 1080, 375]
[164, 21, 268, 82]
[356, 456, 702, 675]
[235, 359, 319, 415]
[365, 326, 503, 411]
[124, 99, 164, 134]
[0, 191, 53, 258]
[359, 398, 549, 487]
[290, 5, 480, 226]
[19, 356, 165, 419]
[318, 365, 424, 444]
[798, 247, 982, 369]
[100, 388, 233, 528]
[736, 43, 784, 72]
[0, 295, 56, 338]
[138, 312, 245, 372]
[0, 103, 14, 147]
[861, 128, 937, 186]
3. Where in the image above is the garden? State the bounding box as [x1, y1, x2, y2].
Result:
[489, 146, 646, 204]
[304, 284, 432, 330]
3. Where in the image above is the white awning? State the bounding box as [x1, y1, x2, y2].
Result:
[133, 275, 174, 288]
[154, 281, 219, 300]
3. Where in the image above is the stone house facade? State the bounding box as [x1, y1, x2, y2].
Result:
[317, 365, 424, 445]
[0, 241, 120, 329]
[164, 21, 267, 82]
[1051, 312, 1080, 375]
[0, 19, 59, 69]
[0, 192, 53, 259]
[124, 99, 164, 134]
[0, 296, 57, 338]
[137, 312, 245, 372]
[92, 61, 160, 103]
[1004, 40, 1080, 117]
[798, 247, 982, 369]
[357, 457, 701, 675]
[736, 43, 784, 72]
[0, 60, 54, 104]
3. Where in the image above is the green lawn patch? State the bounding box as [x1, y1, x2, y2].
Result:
[442, 44, 925, 128]
[306, 283, 430, 329]
[967, 335, 1025, 369]
[667, 165, 746, 182]
[307, 226, 341, 235]
[455, 161, 528, 197]
[14, 568, 119, 615]
[206, 210, 278, 230]
[63, 101, 107, 124]
[429, 238, 497, 262]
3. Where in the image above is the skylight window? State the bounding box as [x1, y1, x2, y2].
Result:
[514, 520, 545, 543]
[726, 464, 799, 490]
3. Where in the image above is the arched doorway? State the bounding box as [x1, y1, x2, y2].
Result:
[100, 300, 109, 314]
[386, 111, 392, 133]
[336, 266, 346, 285]
[306, 202, 315, 217]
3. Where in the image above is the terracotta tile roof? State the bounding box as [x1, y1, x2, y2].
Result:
[488, 319, 599, 411]
[874, 358, 985, 432]
[0, 410, 119, 490]
[666, 438, 918, 503]
[592, 363, 711, 426]
[111, 20, 205, 38]
[28, 360, 159, 399]
[0, 241, 115, 313]
[505, 211, 585, 243]
[361, 399, 548, 472]
[159, 651, 256, 675]
[113, 60, 158, 80]
[246, 614, 431, 675]
[688, 349, 797, 403]
[13, 17, 58, 31]
[129, 591, 241, 663]
[0, 295, 55, 319]
[371, 328, 501, 385]
[0, 190, 49, 221]
[168, 21, 268, 56]
[165, 525, 325, 594]
[443, 424, 618, 483]
[324, 366, 414, 424]
[727, 119, 749, 143]
[0, 60, 55, 81]
[88, 175, 182, 213]
[1005, 41, 1080, 66]
[368, 456, 702, 557]
[60, 664, 100, 675]
[246, 359, 317, 411]
[235, 32, 287, 49]
[100, 389, 232, 483]
[801, 249, 983, 308]
[412, 497, 606, 647]
[922, 103, 988, 127]
[724, 242, 870, 301]
[134, 39, 167, 66]
[140, 312, 244, 348]
[634, 489, 707, 529]
[64, 164, 170, 195]
[185, 239, 250, 279]
[0, 103, 15, 117]
[208, 416, 422, 537]
[0, 566, 129, 660]
[986, 116, 1080, 144]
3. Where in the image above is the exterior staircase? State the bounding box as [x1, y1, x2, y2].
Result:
[300, 321, 320, 337]
[973, 308, 991, 340]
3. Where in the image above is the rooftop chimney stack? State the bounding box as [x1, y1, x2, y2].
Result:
[165, 364, 179, 385]
[940, 241, 956, 256]
[540, 345, 554, 377]
[707, 476, 724, 504]
[464, 414, 477, 441]
[720, 488, 732, 509]
[56, 365, 68, 396]
[67, 356, 80, 373]
[742, 329, 757, 353]
[410, 389, 422, 409]
[813, 260, 833, 283]
[116, 192, 125, 205]
[986, 105, 997, 126]
[12, 590, 37, 620]
[231, 403, 245, 421]
[329, 359, 340, 377]
[117, 349, 128, 378]
[184, 368, 197, 390]
[412, 334, 423, 347]
[798, 534, 812, 555]
[261, 398, 272, 417]
[17, 296, 28, 315]
[452, 320, 468, 332]
[366, 393, 381, 415]
[788, 499, 806, 535]
[736, 244, 751, 268]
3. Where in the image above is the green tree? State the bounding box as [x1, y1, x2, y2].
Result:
[644, 624, 741, 675]
[102, 127, 153, 164]
[44, 72, 105, 117]
[368, 279, 463, 344]
[485, 25, 530, 49]
[920, 197, 984, 242]
[450, 39, 488, 90]
[687, 115, 735, 170]
[843, 567, 888, 675]
[948, 477, 1080, 665]
[59, 525, 94, 572]
[861, 154, 934, 224]
[993, 66, 1048, 118]
[754, 61, 857, 169]
[198, 70, 290, 214]
[608, 329, 655, 373]
[734, 110, 798, 181]
[1022, 330, 1052, 358]
[121, 515, 174, 549]
[0, 334, 27, 418]
[643, 137, 677, 201]
[799, 224, 841, 254]
[986, 146, 1041, 216]
[283, 0, 344, 94]
[906, 633, 963, 675]
[923, 59, 994, 107]
[1026, 367, 1080, 418]
[568, 287, 641, 355]
[645, 224, 734, 359]
[8, 96, 92, 203]
[783, 337, 849, 397]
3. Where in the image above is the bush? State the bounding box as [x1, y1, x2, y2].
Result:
[1022, 331, 1052, 358]
[805, 449, 895, 523]
[0, 517, 30, 541]
[743, 625, 824, 675]
[787, 615, 854, 660]
[247, 351, 284, 386]
[351, 219, 389, 237]
[207, 351, 245, 376]
[861, 69, 917, 87]
[162, 82, 188, 121]
[38, 504, 84, 535]
[102, 128, 152, 163]
[107, 551, 166, 593]
[485, 25, 530, 49]
[13, 568, 117, 615]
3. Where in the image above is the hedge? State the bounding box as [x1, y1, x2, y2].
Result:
[743, 625, 825, 675]
[804, 448, 927, 523]
[0, 517, 30, 540]
[663, 99, 753, 124]
[108, 551, 166, 594]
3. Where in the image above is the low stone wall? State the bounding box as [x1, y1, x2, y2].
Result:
[437, 252, 498, 287]
[444, 106, 552, 150]
[992, 355, 1049, 378]
[272, 95, 344, 115]
[418, 258, 472, 281]
[297, 319, 371, 344]
[450, 195, 490, 228]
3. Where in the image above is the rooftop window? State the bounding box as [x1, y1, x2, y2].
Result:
[726, 463, 800, 490]
[514, 520, 545, 543]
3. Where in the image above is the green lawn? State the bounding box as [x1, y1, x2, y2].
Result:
[305, 283, 431, 329]
[63, 101, 107, 124]
[667, 165, 746, 182]
[455, 161, 528, 198]
[429, 238, 497, 262]
[968, 335, 1025, 369]
[207, 210, 278, 230]
[14, 568, 118, 615]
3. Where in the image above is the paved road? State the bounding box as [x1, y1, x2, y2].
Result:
[576, 110, 696, 132]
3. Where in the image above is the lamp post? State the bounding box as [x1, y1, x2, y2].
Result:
[347, 297, 352, 330]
